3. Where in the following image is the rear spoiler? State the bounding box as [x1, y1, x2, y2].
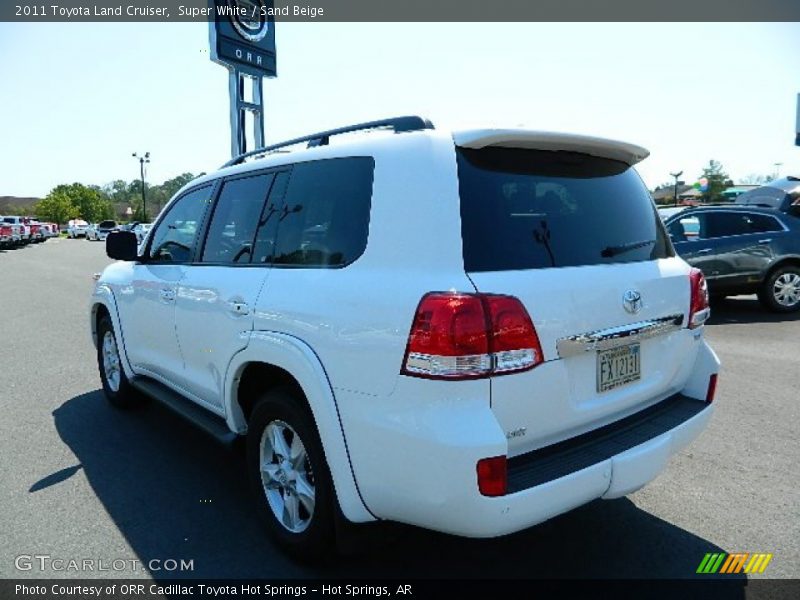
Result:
[453, 129, 650, 167]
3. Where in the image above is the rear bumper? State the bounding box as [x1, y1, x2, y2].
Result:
[341, 340, 718, 536]
[409, 396, 711, 538]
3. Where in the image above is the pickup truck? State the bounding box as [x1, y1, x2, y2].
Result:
[0, 223, 13, 248]
[1, 216, 30, 244]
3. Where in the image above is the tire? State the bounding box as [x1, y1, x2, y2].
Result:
[758, 265, 800, 313]
[96, 315, 140, 408]
[247, 387, 336, 561]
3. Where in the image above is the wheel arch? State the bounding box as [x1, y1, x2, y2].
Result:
[224, 332, 375, 523]
[764, 255, 800, 281]
[90, 286, 136, 380]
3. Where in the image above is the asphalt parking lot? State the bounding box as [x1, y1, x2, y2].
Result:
[0, 238, 798, 581]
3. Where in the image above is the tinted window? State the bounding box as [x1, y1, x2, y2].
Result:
[98, 221, 117, 229]
[744, 213, 783, 233]
[252, 171, 290, 264]
[457, 148, 671, 271]
[149, 186, 212, 263]
[202, 173, 273, 263]
[702, 212, 780, 238]
[270, 158, 374, 268]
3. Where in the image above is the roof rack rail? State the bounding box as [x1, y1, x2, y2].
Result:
[222, 115, 435, 168]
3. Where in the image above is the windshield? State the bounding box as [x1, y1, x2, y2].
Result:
[98, 221, 117, 228]
[457, 147, 672, 272]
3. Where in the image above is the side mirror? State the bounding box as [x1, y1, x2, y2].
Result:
[106, 231, 139, 261]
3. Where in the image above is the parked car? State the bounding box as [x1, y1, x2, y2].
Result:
[0, 218, 22, 247]
[666, 205, 800, 311]
[131, 222, 152, 245]
[88, 220, 119, 241]
[2, 216, 31, 244]
[27, 219, 44, 243]
[735, 176, 800, 215]
[67, 219, 90, 238]
[0, 223, 13, 248]
[91, 117, 719, 559]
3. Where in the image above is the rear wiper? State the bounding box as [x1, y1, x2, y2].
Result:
[532, 221, 556, 267]
[601, 239, 655, 258]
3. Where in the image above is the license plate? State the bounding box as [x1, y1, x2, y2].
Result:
[597, 343, 641, 393]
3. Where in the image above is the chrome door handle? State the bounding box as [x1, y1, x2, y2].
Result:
[160, 289, 176, 302]
[229, 301, 250, 316]
[696, 248, 712, 254]
[757, 238, 772, 244]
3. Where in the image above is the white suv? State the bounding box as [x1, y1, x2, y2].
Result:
[90, 117, 719, 559]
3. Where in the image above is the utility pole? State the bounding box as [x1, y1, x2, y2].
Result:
[774, 162, 783, 179]
[670, 171, 683, 205]
[132, 152, 150, 221]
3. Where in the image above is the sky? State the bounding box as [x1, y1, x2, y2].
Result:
[0, 22, 798, 198]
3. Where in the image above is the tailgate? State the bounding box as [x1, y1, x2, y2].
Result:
[470, 258, 697, 456]
[454, 137, 698, 456]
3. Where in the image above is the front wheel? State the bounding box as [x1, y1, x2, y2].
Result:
[759, 266, 800, 313]
[247, 388, 336, 561]
[96, 316, 141, 408]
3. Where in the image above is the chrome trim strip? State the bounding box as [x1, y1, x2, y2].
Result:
[556, 314, 684, 358]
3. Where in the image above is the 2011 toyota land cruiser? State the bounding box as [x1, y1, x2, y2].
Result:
[90, 116, 719, 559]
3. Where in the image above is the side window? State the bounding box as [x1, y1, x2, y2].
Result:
[669, 215, 701, 241]
[703, 212, 751, 239]
[270, 157, 374, 268]
[252, 171, 291, 264]
[201, 173, 274, 264]
[743, 213, 783, 234]
[149, 186, 213, 263]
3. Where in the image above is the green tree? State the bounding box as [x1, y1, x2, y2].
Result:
[35, 191, 79, 224]
[699, 160, 730, 203]
[48, 183, 114, 222]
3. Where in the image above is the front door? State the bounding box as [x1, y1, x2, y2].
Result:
[119, 185, 214, 383]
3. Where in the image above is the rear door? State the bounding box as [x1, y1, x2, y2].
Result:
[456, 146, 693, 455]
[173, 170, 289, 408]
[700, 211, 779, 288]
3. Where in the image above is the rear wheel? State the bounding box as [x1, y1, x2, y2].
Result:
[246, 388, 335, 561]
[96, 315, 141, 408]
[759, 266, 800, 313]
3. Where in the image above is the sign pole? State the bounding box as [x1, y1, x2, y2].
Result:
[209, 1, 277, 159]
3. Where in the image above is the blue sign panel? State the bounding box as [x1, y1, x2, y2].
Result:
[209, 0, 276, 77]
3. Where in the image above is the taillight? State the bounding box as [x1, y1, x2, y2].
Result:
[477, 456, 507, 496]
[401, 292, 543, 380]
[688, 268, 710, 329]
[706, 373, 718, 403]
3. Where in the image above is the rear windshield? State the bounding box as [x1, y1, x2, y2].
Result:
[457, 147, 672, 272]
[98, 221, 116, 228]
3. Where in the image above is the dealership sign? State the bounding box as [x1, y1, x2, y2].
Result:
[209, 0, 277, 157]
[209, 0, 277, 77]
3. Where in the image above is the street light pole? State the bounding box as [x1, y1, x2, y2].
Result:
[132, 152, 150, 221]
[774, 162, 783, 179]
[670, 170, 683, 205]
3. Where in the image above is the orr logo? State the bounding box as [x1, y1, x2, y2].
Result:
[696, 552, 773, 575]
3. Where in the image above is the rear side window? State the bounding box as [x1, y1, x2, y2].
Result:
[270, 157, 374, 268]
[202, 173, 273, 264]
[702, 212, 783, 238]
[742, 213, 783, 234]
[457, 148, 672, 272]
